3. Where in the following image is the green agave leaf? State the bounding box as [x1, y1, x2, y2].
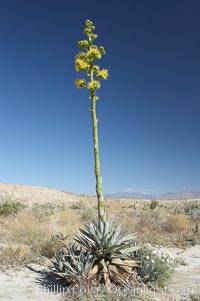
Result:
[54, 271, 68, 278]
[83, 233, 100, 248]
[106, 225, 123, 247]
[99, 244, 119, 255]
[104, 219, 114, 237]
[74, 236, 91, 250]
[78, 228, 97, 243]
[95, 224, 103, 239]
[76, 232, 96, 247]
[120, 245, 142, 254]
[116, 233, 137, 245]
[103, 233, 115, 248]
[111, 223, 123, 243]
[88, 223, 97, 235]
[110, 258, 124, 265]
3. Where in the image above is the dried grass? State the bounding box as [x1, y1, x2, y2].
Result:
[166, 213, 190, 233]
[0, 197, 199, 269]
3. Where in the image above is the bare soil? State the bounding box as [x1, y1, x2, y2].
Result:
[0, 246, 199, 301]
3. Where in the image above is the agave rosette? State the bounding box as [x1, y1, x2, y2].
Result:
[75, 219, 141, 284]
[51, 244, 95, 283]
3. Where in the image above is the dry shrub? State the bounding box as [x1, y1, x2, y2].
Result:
[0, 244, 48, 269]
[13, 245, 32, 259]
[122, 209, 185, 246]
[70, 201, 85, 210]
[0, 216, 12, 239]
[0, 206, 87, 268]
[150, 200, 159, 209]
[7, 211, 56, 246]
[166, 213, 190, 233]
[3, 211, 65, 262]
[55, 206, 82, 236]
[120, 209, 169, 245]
[134, 209, 164, 231]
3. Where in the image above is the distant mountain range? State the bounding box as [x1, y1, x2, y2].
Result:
[106, 190, 200, 200]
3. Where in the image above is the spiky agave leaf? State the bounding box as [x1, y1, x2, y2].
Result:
[75, 219, 139, 259]
[50, 243, 95, 284]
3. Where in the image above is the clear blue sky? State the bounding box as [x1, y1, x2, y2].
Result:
[0, 0, 199, 195]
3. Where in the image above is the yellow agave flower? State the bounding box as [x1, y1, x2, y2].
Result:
[75, 58, 89, 71]
[93, 65, 100, 73]
[78, 40, 89, 49]
[87, 48, 101, 60]
[97, 69, 108, 80]
[75, 79, 86, 88]
[87, 80, 101, 91]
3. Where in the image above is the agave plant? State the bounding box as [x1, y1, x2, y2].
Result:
[51, 244, 96, 284]
[75, 19, 108, 228]
[50, 20, 143, 289]
[75, 219, 141, 285]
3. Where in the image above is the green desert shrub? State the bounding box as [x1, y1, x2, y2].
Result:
[189, 294, 200, 301]
[135, 244, 176, 288]
[0, 201, 25, 216]
[80, 206, 97, 222]
[70, 201, 97, 222]
[70, 201, 85, 210]
[62, 289, 157, 301]
[184, 203, 200, 219]
[31, 202, 65, 220]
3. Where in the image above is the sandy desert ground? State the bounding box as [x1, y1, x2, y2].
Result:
[0, 183, 199, 301]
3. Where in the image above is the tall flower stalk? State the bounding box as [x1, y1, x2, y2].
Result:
[75, 20, 108, 229]
[51, 25, 141, 286]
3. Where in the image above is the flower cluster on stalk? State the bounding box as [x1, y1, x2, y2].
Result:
[75, 20, 108, 98]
